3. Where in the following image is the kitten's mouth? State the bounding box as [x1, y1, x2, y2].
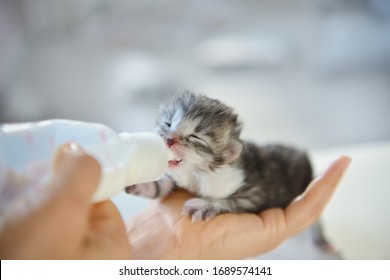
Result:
[168, 158, 183, 168]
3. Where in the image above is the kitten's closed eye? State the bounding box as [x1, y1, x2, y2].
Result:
[189, 134, 201, 140]
[188, 134, 209, 146]
[164, 122, 171, 128]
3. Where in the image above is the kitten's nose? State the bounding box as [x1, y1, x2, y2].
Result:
[166, 138, 175, 147]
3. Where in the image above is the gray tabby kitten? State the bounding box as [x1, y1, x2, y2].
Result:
[126, 92, 313, 222]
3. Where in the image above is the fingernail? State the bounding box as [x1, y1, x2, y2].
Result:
[52, 142, 86, 172]
[61, 142, 85, 155]
[339, 155, 352, 170]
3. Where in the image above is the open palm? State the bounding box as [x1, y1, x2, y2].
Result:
[127, 156, 350, 259]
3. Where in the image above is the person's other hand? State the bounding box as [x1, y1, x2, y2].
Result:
[0, 143, 132, 259]
[127, 156, 351, 259]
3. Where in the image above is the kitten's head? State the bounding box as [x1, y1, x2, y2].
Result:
[156, 91, 243, 171]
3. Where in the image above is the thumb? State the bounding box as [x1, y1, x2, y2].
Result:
[50, 142, 102, 208]
[286, 155, 351, 236]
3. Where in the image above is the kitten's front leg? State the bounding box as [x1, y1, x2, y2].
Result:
[183, 196, 258, 222]
[125, 174, 174, 199]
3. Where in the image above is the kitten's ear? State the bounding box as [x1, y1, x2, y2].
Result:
[224, 139, 243, 164]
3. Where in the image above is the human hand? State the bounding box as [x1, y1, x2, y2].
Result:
[127, 156, 351, 259]
[0, 143, 132, 259]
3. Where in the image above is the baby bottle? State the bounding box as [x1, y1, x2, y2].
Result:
[0, 119, 174, 227]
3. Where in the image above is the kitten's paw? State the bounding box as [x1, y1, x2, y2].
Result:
[125, 182, 158, 198]
[183, 198, 219, 222]
[125, 176, 174, 199]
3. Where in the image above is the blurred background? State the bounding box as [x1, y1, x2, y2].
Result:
[1, 0, 389, 259]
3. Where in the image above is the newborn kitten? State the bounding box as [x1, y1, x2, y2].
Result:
[126, 92, 313, 222]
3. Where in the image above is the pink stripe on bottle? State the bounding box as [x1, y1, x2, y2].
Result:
[100, 130, 115, 169]
[25, 132, 33, 145]
[49, 136, 56, 150]
[100, 130, 108, 143]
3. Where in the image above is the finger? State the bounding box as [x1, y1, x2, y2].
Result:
[87, 201, 132, 259]
[285, 155, 351, 236]
[89, 201, 127, 237]
[50, 142, 101, 209]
